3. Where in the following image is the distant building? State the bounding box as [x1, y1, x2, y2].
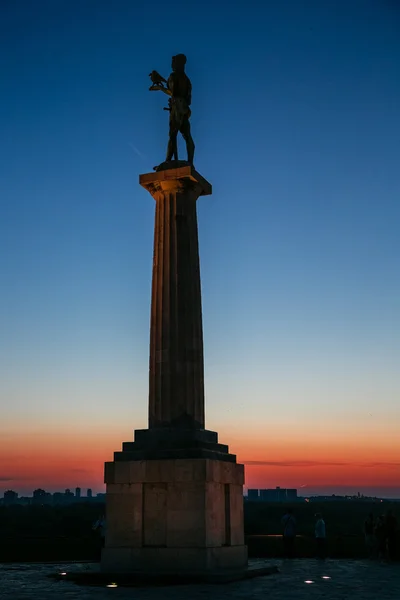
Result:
[247, 489, 259, 501]
[260, 488, 278, 502]
[65, 488, 74, 497]
[33, 488, 52, 505]
[87, 488, 93, 499]
[4, 490, 18, 505]
[75, 487, 81, 499]
[258, 487, 298, 502]
[286, 489, 298, 502]
[52, 492, 64, 505]
[306, 494, 380, 502]
[18, 496, 32, 506]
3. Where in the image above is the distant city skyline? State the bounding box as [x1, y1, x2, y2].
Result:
[3, 483, 400, 501]
[3, 485, 400, 502]
[1, 1, 399, 497]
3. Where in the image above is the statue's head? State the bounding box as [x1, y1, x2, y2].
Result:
[172, 54, 187, 72]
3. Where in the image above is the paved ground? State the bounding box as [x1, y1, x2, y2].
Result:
[1, 559, 399, 600]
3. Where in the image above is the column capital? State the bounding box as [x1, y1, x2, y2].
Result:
[139, 165, 212, 198]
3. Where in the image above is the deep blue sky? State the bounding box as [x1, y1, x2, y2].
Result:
[1, 0, 399, 495]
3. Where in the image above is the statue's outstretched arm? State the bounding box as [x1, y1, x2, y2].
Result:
[149, 84, 172, 96]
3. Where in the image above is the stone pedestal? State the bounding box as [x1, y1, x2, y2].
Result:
[101, 165, 247, 578]
[102, 458, 247, 577]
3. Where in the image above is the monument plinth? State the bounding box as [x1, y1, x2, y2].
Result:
[101, 165, 247, 578]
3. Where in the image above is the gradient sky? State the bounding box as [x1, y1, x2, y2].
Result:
[1, 0, 399, 497]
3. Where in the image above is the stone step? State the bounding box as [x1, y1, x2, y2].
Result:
[114, 447, 237, 463]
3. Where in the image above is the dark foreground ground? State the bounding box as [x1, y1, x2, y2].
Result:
[0, 500, 398, 562]
[1, 559, 400, 600]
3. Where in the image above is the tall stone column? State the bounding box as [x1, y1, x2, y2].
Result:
[140, 165, 211, 430]
[102, 164, 247, 579]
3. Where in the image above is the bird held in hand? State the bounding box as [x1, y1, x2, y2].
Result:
[149, 70, 167, 87]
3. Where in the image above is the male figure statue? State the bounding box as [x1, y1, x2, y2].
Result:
[149, 54, 195, 165]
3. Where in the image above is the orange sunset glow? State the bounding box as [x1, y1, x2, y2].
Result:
[2, 416, 399, 497]
[1, 0, 400, 505]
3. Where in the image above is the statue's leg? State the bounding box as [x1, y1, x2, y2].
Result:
[166, 120, 179, 162]
[180, 119, 195, 165]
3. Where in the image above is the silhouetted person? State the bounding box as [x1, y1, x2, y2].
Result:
[364, 513, 376, 559]
[93, 514, 106, 549]
[281, 507, 296, 558]
[375, 515, 387, 561]
[386, 510, 397, 561]
[315, 513, 326, 559]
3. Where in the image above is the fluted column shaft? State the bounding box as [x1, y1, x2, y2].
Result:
[140, 168, 211, 430]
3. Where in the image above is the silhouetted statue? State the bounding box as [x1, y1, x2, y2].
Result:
[149, 54, 195, 168]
